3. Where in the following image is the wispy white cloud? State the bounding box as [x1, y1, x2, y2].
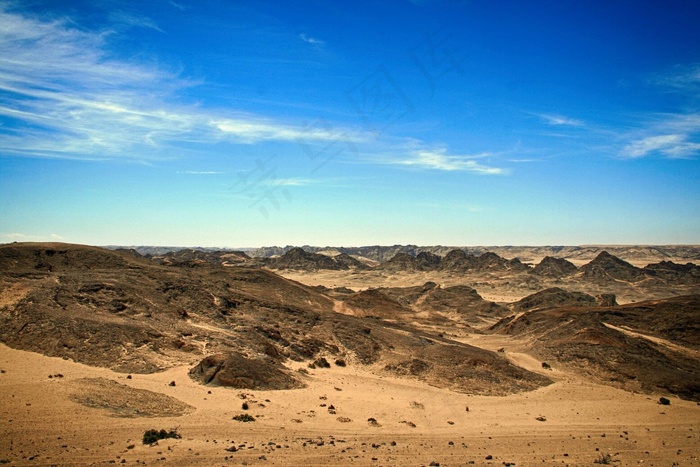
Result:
[299, 33, 325, 46]
[169, 1, 186, 11]
[537, 113, 584, 127]
[3, 233, 31, 240]
[0, 4, 512, 177]
[1, 232, 63, 242]
[617, 65, 700, 159]
[213, 118, 363, 144]
[260, 178, 316, 187]
[506, 158, 541, 163]
[0, 5, 195, 160]
[390, 147, 507, 174]
[649, 63, 700, 94]
[0, 6, 358, 160]
[109, 11, 165, 33]
[178, 171, 225, 175]
[621, 133, 700, 159]
[616, 70, 700, 160]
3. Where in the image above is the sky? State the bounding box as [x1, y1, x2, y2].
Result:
[1, 0, 699, 248]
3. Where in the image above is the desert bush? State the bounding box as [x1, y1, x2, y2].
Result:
[232, 413, 256, 422]
[594, 452, 613, 464]
[314, 357, 331, 368]
[242, 401, 249, 410]
[142, 428, 181, 445]
[334, 358, 346, 367]
[541, 362, 551, 369]
[659, 397, 671, 405]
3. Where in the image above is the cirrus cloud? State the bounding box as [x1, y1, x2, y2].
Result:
[621, 134, 700, 159]
[389, 147, 507, 174]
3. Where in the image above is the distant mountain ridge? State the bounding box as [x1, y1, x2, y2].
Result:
[103, 244, 700, 266]
[244, 244, 700, 264]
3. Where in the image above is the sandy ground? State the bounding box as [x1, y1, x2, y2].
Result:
[2, 338, 699, 467]
[277, 270, 529, 302]
[276, 269, 565, 305]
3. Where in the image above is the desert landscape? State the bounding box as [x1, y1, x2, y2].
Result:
[1, 242, 699, 466]
[3, 1, 700, 466]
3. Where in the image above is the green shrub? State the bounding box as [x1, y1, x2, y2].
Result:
[142, 428, 181, 445]
[232, 413, 256, 422]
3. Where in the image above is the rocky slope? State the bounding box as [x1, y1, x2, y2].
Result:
[491, 295, 700, 400]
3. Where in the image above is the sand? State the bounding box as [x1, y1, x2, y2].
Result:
[2, 338, 699, 467]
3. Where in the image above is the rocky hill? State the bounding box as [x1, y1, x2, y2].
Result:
[378, 249, 530, 273]
[439, 249, 477, 271]
[266, 247, 367, 271]
[510, 287, 598, 312]
[335, 282, 508, 329]
[491, 295, 700, 400]
[530, 256, 578, 277]
[378, 252, 418, 271]
[643, 261, 700, 285]
[578, 251, 648, 282]
[150, 248, 251, 267]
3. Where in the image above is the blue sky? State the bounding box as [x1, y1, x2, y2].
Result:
[1, 0, 699, 247]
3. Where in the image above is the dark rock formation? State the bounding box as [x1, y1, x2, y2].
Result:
[415, 251, 441, 270]
[269, 247, 344, 271]
[596, 293, 618, 306]
[439, 249, 477, 271]
[643, 261, 700, 285]
[579, 251, 647, 282]
[380, 252, 417, 271]
[511, 287, 597, 312]
[189, 352, 302, 389]
[531, 256, 578, 277]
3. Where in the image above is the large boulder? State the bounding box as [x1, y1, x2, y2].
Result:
[189, 352, 303, 390]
